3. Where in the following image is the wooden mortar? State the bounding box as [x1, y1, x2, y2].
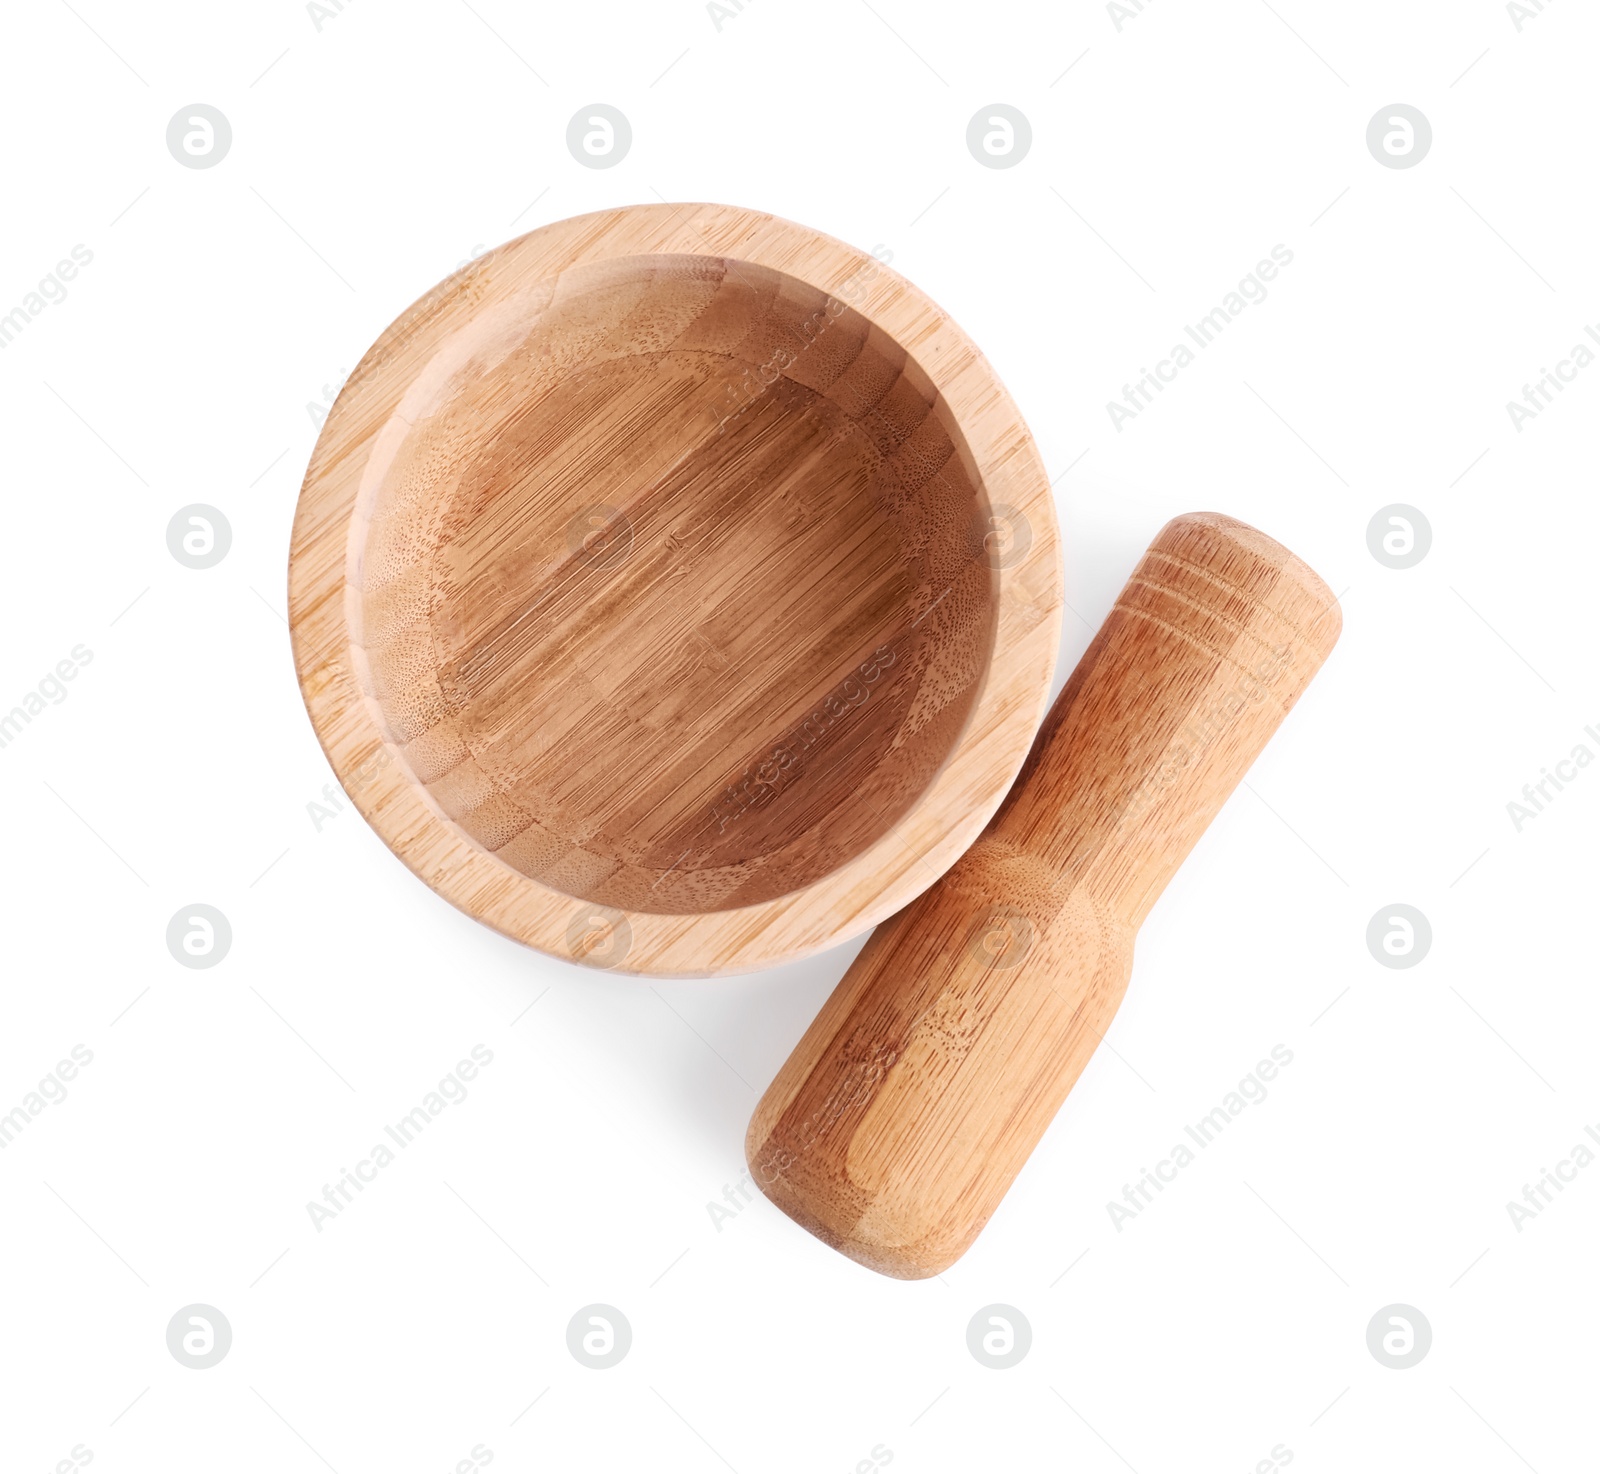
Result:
[289, 203, 1061, 976]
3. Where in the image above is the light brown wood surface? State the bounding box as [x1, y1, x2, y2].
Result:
[288, 204, 1060, 975]
[747, 513, 1341, 1277]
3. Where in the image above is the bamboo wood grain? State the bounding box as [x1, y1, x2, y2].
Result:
[747, 513, 1341, 1277]
[289, 204, 1061, 976]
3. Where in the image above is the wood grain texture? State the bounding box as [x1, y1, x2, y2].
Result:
[747, 513, 1341, 1276]
[289, 204, 1061, 976]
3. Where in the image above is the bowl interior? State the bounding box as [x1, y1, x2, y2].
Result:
[352, 252, 1000, 915]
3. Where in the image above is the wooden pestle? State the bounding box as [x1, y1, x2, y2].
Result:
[745, 512, 1342, 1277]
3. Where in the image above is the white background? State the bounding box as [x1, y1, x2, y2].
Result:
[2, 1, 1596, 1470]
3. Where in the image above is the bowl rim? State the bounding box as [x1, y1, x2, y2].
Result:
[287, 201, 1062, 977]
